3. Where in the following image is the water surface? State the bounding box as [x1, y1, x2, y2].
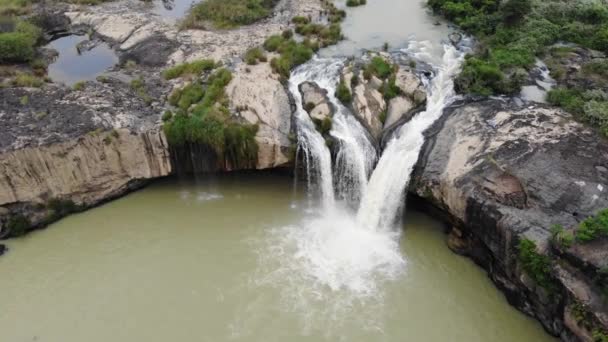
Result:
[323, 0, 451, 58]
[46, 35, 118, 86]
[0, 175, 554, 341]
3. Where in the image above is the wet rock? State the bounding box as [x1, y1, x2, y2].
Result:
[385, 96, 415, 129]
[299, 81, 334, 121]
[0, 244, 5, 256]
[448, 32, 462, 46]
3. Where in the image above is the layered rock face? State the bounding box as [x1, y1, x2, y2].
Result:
[226, 62, 293, 169]
[339, 53, 426, 141]
[0, 81, 172, 236]
[411, 99, 608, 340]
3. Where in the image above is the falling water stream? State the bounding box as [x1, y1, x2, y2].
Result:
[0, 0, 557, 339]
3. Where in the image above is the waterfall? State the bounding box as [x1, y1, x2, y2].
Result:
[289, 59, 337, 209]
[356, 44, 465, 230]
[261, 43, 465, 302]
[290, 57, 377, 208]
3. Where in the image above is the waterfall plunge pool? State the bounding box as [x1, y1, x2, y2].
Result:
[0, 174, 554, 341]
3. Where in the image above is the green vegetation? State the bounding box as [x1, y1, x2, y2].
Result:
[303, 102, 316, 112]
[73, 81, 85, 91]
[429, 0, 608, 135]
[550, 224, 574, 249]
[335, 78, 352, 103]
[517, 238, 556, 291]
[6, 214, 30, 237]
[0, 20, 41, 63]
[365, 56, 393, 79]
[11, 71, 45, 87]
[362, 56, 402, 100]
[244, 47, 267, 65]
[346, 0, 366, 7]
[263, 35, 314, 78]
[184, 0, 278, 29]
[0, 0, 32, 15]
[46, 198, 80, 221]
[162, 59, 217, 80]
[313, 117, 332, 135]
[130, 76, 153, 105]
[163, 68, 259, 169]
[576, 209, 608, 243]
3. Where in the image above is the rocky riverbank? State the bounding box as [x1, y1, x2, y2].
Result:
[411, 98, 608, 341]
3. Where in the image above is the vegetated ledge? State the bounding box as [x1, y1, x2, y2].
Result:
[409, 98, 608, 341]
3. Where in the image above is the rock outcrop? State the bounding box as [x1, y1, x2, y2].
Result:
[411, 99, 608, 340]
[299, 81, 334, 121]
[0, 80, 172, 237]
[226, 62, 293, 169]
[340, 52, 426, 141]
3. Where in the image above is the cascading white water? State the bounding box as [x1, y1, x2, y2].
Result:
[356, 44, 466, 231]
[289, 60, 337, 208]
[290, 57, 376, 206]
[256, 43, 466, 334]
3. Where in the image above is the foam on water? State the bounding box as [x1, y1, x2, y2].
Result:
[255, 42, 466, 333]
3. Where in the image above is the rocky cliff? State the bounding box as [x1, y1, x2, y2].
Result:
[0, 81, 172, 237]
[411, 99, 608, 341]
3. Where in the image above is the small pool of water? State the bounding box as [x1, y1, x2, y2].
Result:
[46, 35, 118, 86]
[146, 0, 197, 20]
[520, 59, 556, 104]
[322, 0, 451, 59]
[0, 174, 554, 341]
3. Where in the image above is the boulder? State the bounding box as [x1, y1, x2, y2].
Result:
[299, 81, 334, 121]
[352, 83, 386, 140]
[385, 96, 415, 129]
[225, 62, 293, 169]
[394, 68, 426, 105]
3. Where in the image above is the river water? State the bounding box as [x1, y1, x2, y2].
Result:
[0, 175, 553, 341]
[0, 0, 556, 340]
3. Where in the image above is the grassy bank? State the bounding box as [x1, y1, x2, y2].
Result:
[162, 61, 259, 169]
[183, 0, 278, 29]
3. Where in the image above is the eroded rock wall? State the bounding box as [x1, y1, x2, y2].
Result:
[411, 99, 608, 340]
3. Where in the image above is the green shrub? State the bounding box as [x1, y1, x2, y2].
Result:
[550, 224, 574, 249]
[244, 47, 267, 65]
[6, 214, 30, 237]
[46, 198, 79, 221]
[547, 88, 585, 114]
[176, 83, 205, 111]
[185, 0, 277, 29]
[303, 102, 315, 112]
[163, 68, 259, 168]
[335, 79, 352, 104]
[346, 0, 366, 7]
[11, 72, 44, 87]
[518, 238, 556, 291]
[313, 117, 332, 135]
[162, 110, 173, 122]
[0, 32, 34, 63]
[366, 57, 393, 79]
[291, 16, 310, 25]
[576, 209, 608, 243]
[500, 0, 532, 25]
[264, 37, 313, 77]
[381, 75, 401, 100]
[162, 59, 217, 80]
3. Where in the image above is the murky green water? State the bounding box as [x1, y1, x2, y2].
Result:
[0, 174, 553, 341]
